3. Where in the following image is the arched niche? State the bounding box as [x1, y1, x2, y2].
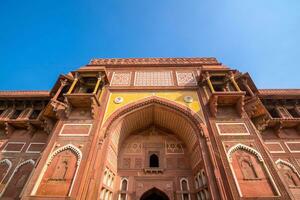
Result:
[34, 144, 82, 197]
[2, 159, 35, 199]
[227, 144, 279, 197]
[0, 159, 12, 194]
[276, 159, 300, 187]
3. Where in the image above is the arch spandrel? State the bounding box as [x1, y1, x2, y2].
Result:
[102, 91, 205, 125]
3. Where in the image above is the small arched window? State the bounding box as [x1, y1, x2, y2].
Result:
[121, 179, 128, 191]
[181, 179, 188, 191]
[180, 178, 190, 200]
[149, 154, 159, 168]
[119, 178, 128, 200]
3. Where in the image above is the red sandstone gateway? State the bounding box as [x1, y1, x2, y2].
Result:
[0, 57, 299, 200]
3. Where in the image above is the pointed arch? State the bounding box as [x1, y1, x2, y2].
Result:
[227, 143, 280, 197]
[0, 159, 12, 191]
[32, 144, 82, 196]
[15, 159, 35, 171]
[0, 159, 12, 169]
[1, 159, 35, 198]
[102, 96, 205, 138]
[47, 144, 82, 165]
[140, 187, 169, 200]
[275, 159, 300, 178]
[227, 143, 263, 162]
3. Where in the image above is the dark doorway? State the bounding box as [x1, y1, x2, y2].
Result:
[140, 188, 169, 200]
[150, 154, 159, 167]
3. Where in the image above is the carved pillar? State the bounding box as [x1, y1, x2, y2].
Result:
[228, 72, 241, 92]
[53, 79, 68, 100]
[93, 74, 102, 94]
[67, 73, 79, 95]
[204, 72, 215, 93]
[242, 78, 255, 97]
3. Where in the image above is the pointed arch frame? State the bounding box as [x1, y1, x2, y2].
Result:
[31, 143, 82, 196]
[226, 143, 280, 197]
[275, 159, 300, 178]
[0, 159, 35, 197]
[227, 143, 263, 162]
[0, 159, 12, 193]
[101, 96, 205, 138]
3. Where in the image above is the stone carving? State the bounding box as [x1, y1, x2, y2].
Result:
[90, 57, 218, 65]
[229, 147, 277, 197]
[125, 143, 142, 154]
[227, 143, 263, 162]
[165, 142, 184, 154]
[2, 159, 35, 199]
[276, 159, 300, 187]
[111, 72, 131, 86]
[134, 71, 173, 86]
[123, 158, 131, 169]
[135, 158, 143, 168]
[238, 157, 258, 179]
[0, 159, 11, 192]
[176, 72, 197, 86]
[36, 149, 78, 196]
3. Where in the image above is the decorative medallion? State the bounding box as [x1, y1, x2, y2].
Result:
[184, 96, 193, 103]
[114, 97, 124, 104]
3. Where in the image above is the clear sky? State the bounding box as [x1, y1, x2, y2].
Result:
[0, 0, 299, 90]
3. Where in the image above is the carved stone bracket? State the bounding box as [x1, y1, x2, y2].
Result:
[4, 122, 14, 136]
[253, 115, 270, 132]
[41, 117, 55, 134]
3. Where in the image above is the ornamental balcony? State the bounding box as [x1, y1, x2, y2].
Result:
[64, 69, 108, 109]
[251, 97, 300, 133]
[0, 99, 49, 135]
[200, 71, 246, 117]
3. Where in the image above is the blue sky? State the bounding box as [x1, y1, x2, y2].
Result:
[0, 0, 299, 90]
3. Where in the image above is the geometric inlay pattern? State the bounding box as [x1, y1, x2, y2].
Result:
[216, 123, 249, 135]
[176, 72, 197, 86]
[2, 142, 25, 152]
[124, 143, 142, 154]
[264, 142, 285, 153]
[285, 142, 300, 153]
[134, 71, 173, 86]
[59, 124, 92, 136]
[26, 143, 45, 153]
[165, 142, 184, 154]
[110, 72, 131, 86]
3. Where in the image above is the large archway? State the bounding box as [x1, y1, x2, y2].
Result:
[140, 188, 169, 200]
[100, 96, 220, 199]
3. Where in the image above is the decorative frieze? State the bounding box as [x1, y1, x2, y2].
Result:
[134, 71, 173, 86]
[176, 72, 197, 86]
[110, 72, 131, 86]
